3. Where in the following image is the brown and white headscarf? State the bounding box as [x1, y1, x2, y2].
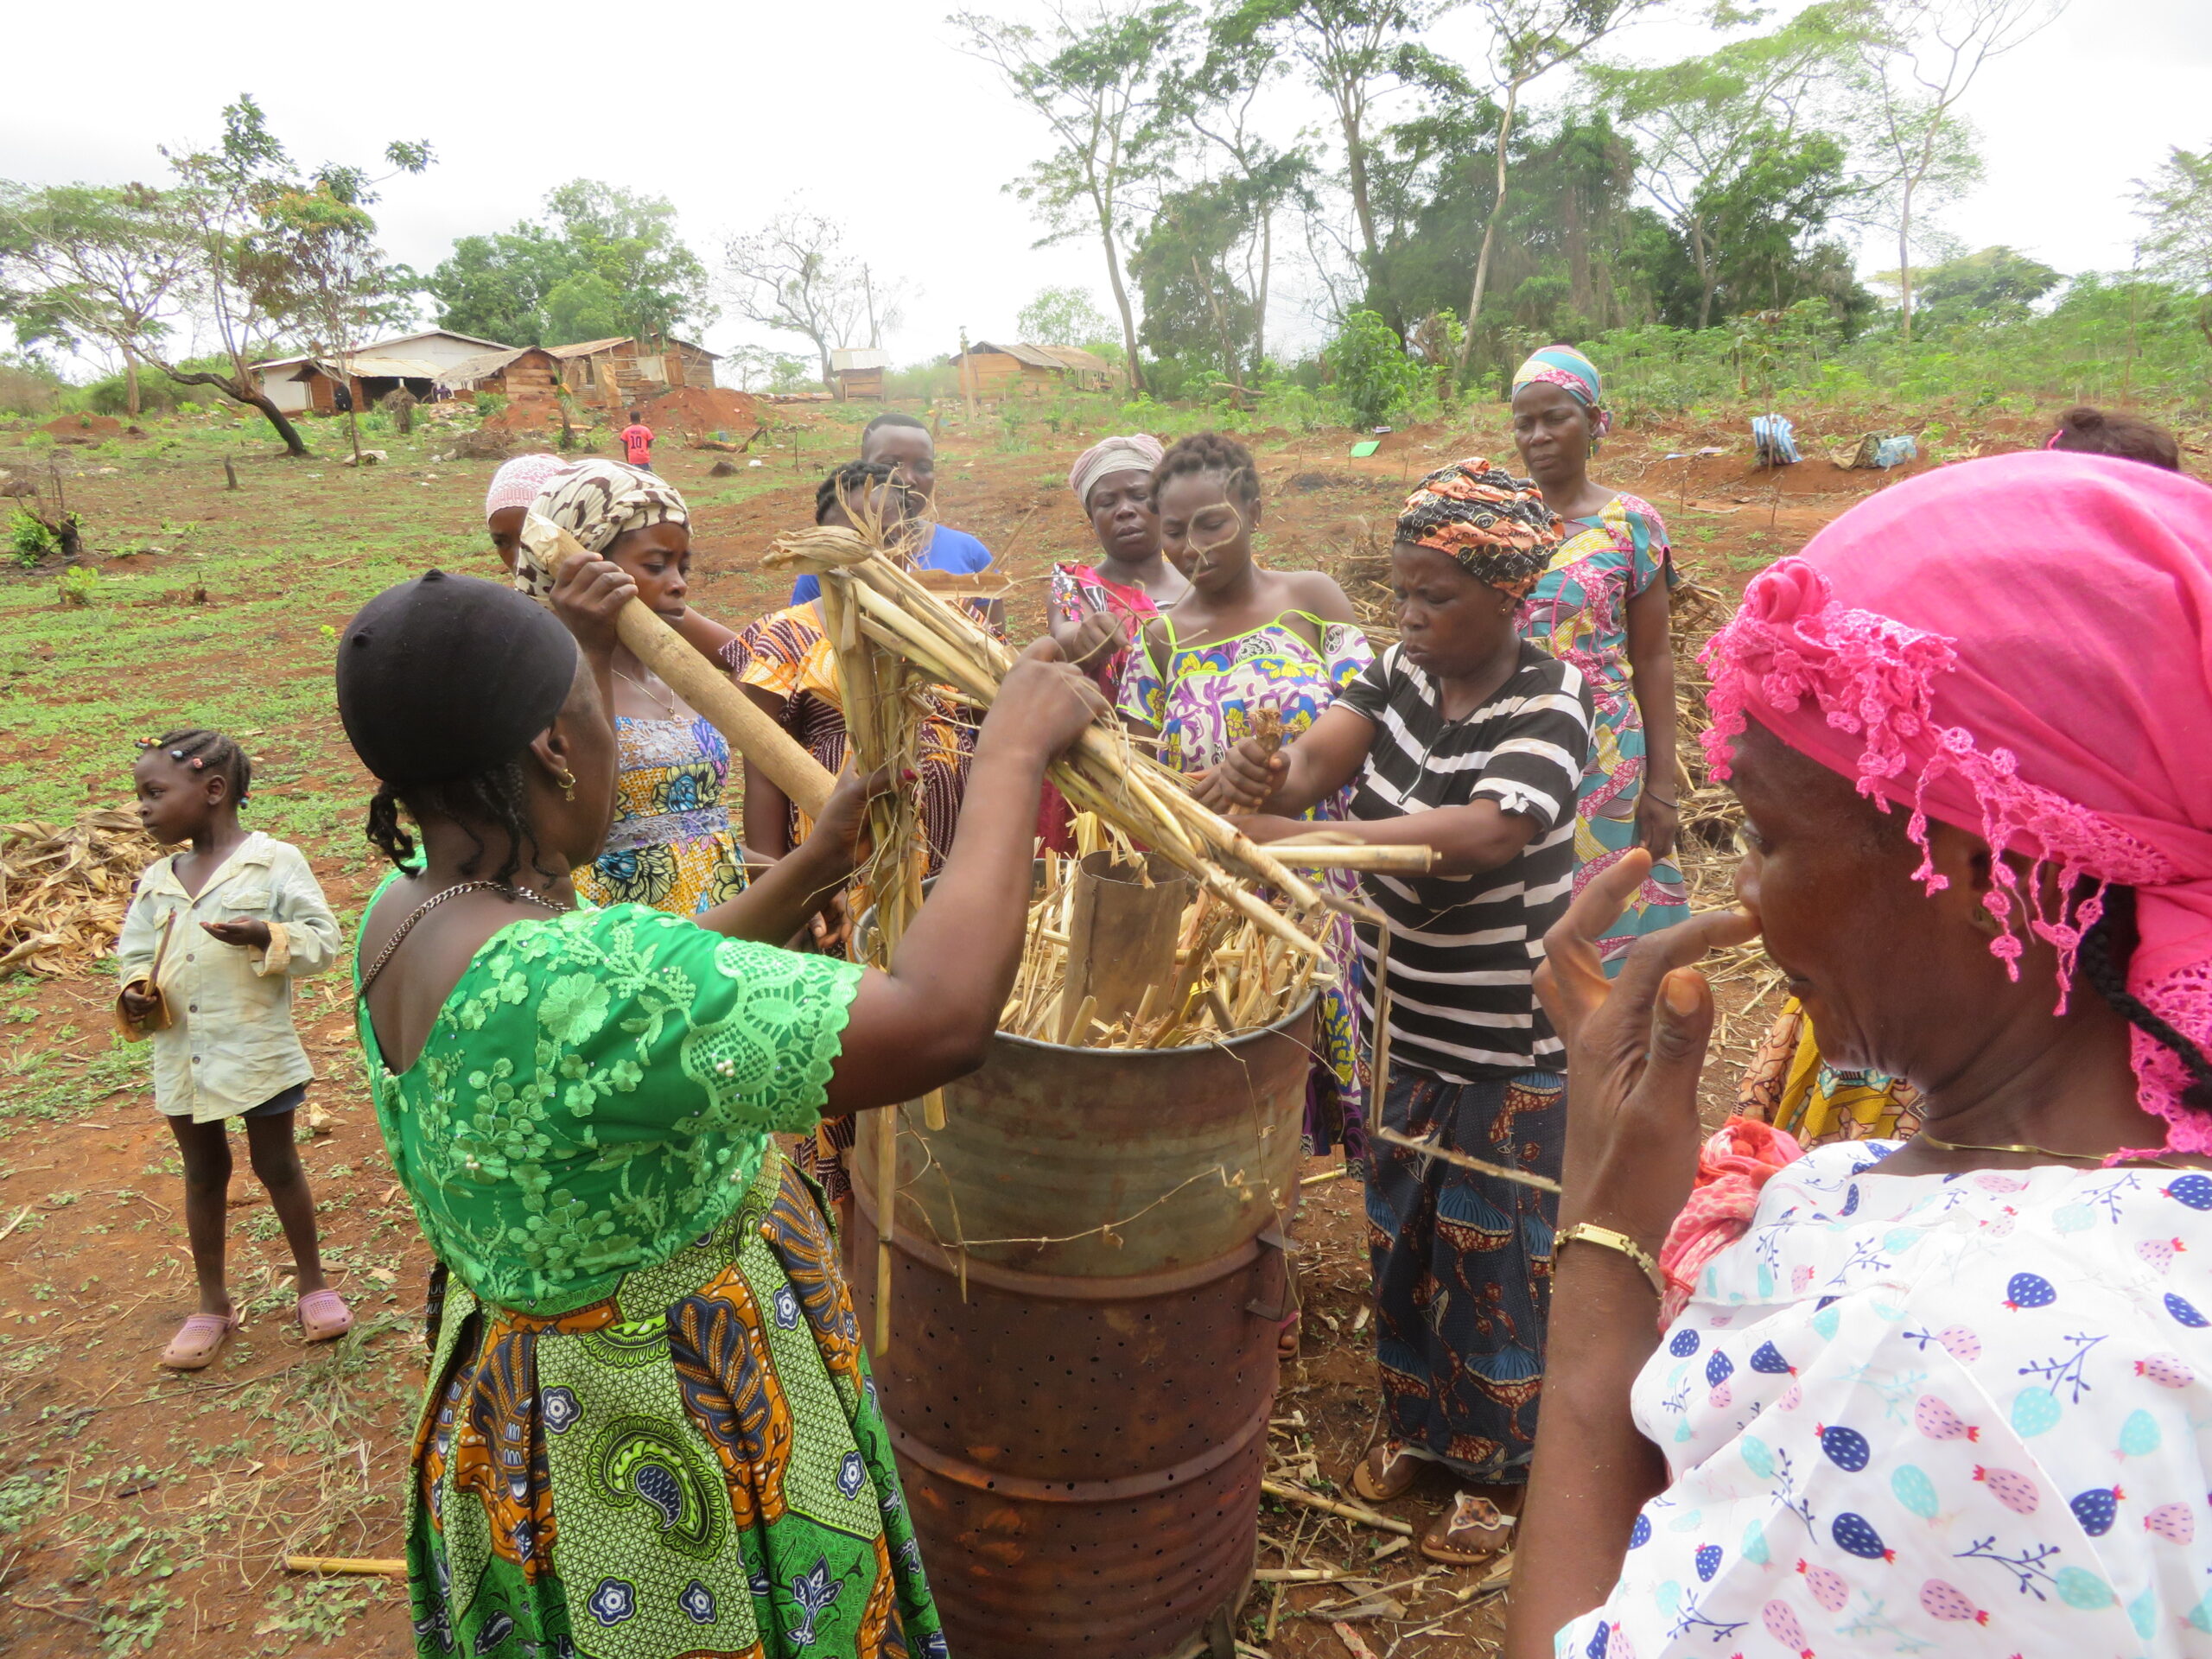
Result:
[512, 459, 689, 598]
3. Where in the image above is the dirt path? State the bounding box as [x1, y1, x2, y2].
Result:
[0, 402, 2028, 1656]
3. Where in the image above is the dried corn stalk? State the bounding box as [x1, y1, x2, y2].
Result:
[0, 811, 158, 976]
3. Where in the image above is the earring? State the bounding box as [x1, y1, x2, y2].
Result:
[555, 766, 576, 802]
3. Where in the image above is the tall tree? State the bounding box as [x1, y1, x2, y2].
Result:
[1214, 0, 1462, 329]
[1162, 14, 1318, 372]
[2134, 141, 2212, 347]
[423, 181, 714, 347]
[721, 210, 899, 386]
[0, 182, 194, 418]
[1017, 284, 1117, 344]
[1586, 3, 1870, 327]
[1128, 178, 1262, 384]
[954, 1, 1192, 394]
[1854, 0, 2058, 340]
[1455, 0, 1672, 372]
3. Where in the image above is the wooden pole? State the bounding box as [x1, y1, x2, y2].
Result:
[957, 327, 976, 422]
[531, 521, 835, 818]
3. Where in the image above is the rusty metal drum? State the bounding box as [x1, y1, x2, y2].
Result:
[849, 992, 1314, 1659]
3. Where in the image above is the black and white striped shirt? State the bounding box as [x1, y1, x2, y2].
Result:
[1337, 641, 1594, 1083]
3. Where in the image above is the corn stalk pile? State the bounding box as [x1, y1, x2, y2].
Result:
[0, 811, 157, 976]
[1003, 827, 1324, 1050]
[761, 525, 1377, 964]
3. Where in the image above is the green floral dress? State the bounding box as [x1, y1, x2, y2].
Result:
[354, 880, 947, 1659]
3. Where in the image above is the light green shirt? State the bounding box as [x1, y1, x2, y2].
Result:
[117, 831, 341, 1122]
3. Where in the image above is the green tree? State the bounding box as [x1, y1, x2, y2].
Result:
[1325, 307, 1422, 424]
[955, 1, 1194, 394]
[0, 182, 194, 418]
[1017, 284, 1117, 344]
[1891, 244, 2062, 314]
[1214, 0, 1463, 329]
[1587, 3, 1871, 327]
[424, 181, 713, 347]
[1128, 178, 1262, 384]
[1456, 0, 1675, 371]
[2133, 142, 2212, 346]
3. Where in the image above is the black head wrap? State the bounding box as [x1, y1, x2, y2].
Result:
[336, 570, 579, 786]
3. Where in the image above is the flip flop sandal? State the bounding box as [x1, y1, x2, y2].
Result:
[1421, 1492, 1516, 1567]
[1351, 1440, 1427, 1504]
[296, 1288, 354, 1344]
[160, 1311, 237, 1371]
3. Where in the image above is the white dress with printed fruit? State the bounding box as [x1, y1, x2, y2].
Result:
[1559, 1142, 2212, 1659]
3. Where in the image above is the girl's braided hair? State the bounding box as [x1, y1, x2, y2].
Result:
[1152, 432, 1262, 511]
[2079, 884, 2212, 1113]
[143, 728, 252, 804]
[365, 761, 551, 893]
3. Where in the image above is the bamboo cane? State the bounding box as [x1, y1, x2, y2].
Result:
[283, 1555, 405, 1577]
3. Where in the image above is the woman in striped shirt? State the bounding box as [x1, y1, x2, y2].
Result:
[1204, 459, 1595, 1567]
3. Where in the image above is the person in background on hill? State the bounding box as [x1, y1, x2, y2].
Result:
[339, 558, 1104, 1659]
[115, 729, 349, 1370]
[2046, 404, 2183, 470]
[1506, 452, 2212, 1659]
[788, 412, 1000, 626]
[1203, 461, 1596, 1567]
[528, 460, 756, 916]
[1120, 432, 1373, 1249]
[1510, 344, 1690, 977]
[619, 409, 653, 469]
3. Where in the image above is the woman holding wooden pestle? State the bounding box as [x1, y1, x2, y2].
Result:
[1200, 458, 1596, 1567]
[340, 553, 1103, 1658]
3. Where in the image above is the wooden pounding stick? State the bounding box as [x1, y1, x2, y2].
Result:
[526, 517, 836, 818]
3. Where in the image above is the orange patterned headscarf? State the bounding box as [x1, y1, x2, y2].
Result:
[1395, 458, 1561, 596]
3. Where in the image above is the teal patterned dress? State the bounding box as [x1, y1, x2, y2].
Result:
[354, 880, 945, 1659]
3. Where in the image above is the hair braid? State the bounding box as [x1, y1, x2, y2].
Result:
[2079, 885, 2212, 1111]
[1152, 431, 1262, 512]
[148, 728, 252, 804]
[361, 758, 556, 893]
[815, 460, 897, 525]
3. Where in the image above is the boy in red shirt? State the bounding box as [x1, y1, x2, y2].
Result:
[620, 411, 653, 469]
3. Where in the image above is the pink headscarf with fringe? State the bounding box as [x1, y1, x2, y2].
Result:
[1700, 451, 2212, 1154]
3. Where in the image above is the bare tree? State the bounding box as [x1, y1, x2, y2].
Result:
[955, 1, 1193, 393]
[1455, 0, 1673, 372]
[1856, 0, 2061, 340]
[721, 210, 895, 386]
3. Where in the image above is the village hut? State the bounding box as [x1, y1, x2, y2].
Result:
[949, 340, 1116, 399]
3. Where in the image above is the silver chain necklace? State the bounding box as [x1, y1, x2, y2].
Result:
[358, 879, 566, 998]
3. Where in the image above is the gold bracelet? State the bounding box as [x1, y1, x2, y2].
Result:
[1557, 1222, 1666, 1297]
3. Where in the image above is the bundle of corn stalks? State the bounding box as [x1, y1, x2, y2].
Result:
[0, 811, 156, 976]
[1001, 829, 1324, 1050]
[762, 524, 1381, 964]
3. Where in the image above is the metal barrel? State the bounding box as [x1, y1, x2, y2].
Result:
[850, 992, 1315, 1659]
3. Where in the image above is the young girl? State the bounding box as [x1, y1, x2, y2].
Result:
[116, 729, 348, 1370]
[1118, 431, 1373, 1193]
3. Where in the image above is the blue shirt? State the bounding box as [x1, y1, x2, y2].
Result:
[787, 524, 994, 606]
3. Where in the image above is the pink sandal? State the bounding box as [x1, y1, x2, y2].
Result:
[296, 1288, 353, 1343]
[161, 1311, 238, 1371]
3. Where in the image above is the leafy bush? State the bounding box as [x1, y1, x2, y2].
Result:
[1325, 311, 1424, 430]
[473, 391, 509, 419]
[56, 565, 99, 607]
[10, 508, 62, 568]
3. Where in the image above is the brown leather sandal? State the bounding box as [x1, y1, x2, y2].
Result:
[1421, 1492, 1516, 1566]
[1351, 1440, 1426, 1504]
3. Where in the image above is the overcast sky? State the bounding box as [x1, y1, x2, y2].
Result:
[3, 0, 2204, 378]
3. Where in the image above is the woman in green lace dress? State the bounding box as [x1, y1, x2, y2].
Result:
[336, 557, 1105, 1659]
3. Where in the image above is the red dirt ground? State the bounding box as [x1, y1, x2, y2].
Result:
[0, 404, 2200, 1658]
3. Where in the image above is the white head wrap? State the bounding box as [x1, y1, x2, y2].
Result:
[483, 453, 571, 519]
[512, 459, 690, 599]
[1068, 434, 1166, 511]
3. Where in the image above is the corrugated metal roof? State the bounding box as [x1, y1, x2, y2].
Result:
[1033, 343, 1112, 373]
[336, 355, 447, 379]
[832, 347, 892, 372]
[959, 340, 1110, 373]
[546, 337, 635, 359]
[435, 348, 553, 386]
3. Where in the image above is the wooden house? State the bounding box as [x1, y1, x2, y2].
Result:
[830, 347, 891, 401]
[950, 340, 1116, 399]
[548, 336, 722, 408]
[435, 346, 563, 400]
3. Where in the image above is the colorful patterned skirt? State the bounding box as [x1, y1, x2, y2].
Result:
[1573, 718, 1690, 977]
[1737, 995, 1922, 1146]
[1365, 1067, 1564, 1484]
[574, 817, 748, 918]
[407, 1143, 944, 1658]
